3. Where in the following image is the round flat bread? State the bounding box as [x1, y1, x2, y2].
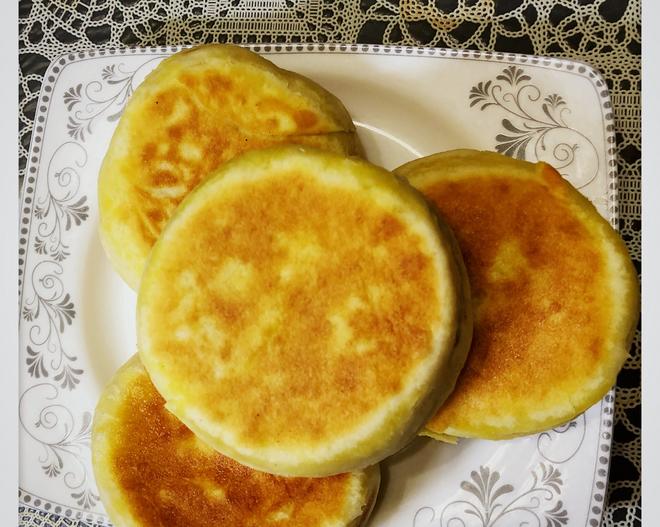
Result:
[396, 150, 639, 440]
[99, 44, 361, 290]
[138, 146, 469, 476]
[92, 356, 380, 527]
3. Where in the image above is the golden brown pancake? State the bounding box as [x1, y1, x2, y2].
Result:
[396, 150, 639, 440]
[138, 146, 470, 476]
[99, 44, 361, 290]
[92, 356, 380, 527]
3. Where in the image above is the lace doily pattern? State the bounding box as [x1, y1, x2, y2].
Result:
[18, 1, 640, 526]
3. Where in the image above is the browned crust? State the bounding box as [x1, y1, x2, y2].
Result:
[98, 44, 361, 290]
[92, 356, 379, 527]
[397, 149, 639, 439]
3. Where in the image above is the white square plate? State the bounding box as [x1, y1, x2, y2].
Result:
[19, 44, 617, 527]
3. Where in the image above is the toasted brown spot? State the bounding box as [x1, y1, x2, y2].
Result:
[151, 170, 178, 186]
[293, 109, 319, 130]
[146, 207, 166, 227]
[111, 367, 354, 527]
[141, 143, 157, 163]
[372, 215, 405, 241]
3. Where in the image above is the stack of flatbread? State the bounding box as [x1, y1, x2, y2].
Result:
[92, 45, 639, 527]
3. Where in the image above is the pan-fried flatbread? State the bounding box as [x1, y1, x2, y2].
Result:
[137, 146, 470, 476]
[99, 44, 361, 289]
[92, 356, 380, 527]
[397, 149, 639, 440]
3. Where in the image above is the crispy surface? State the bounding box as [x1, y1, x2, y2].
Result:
[99, 44, 360, 289]
[397, 150, 639, 439]
[138, 146, 465, 476]
[92, 356, 379, 527]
